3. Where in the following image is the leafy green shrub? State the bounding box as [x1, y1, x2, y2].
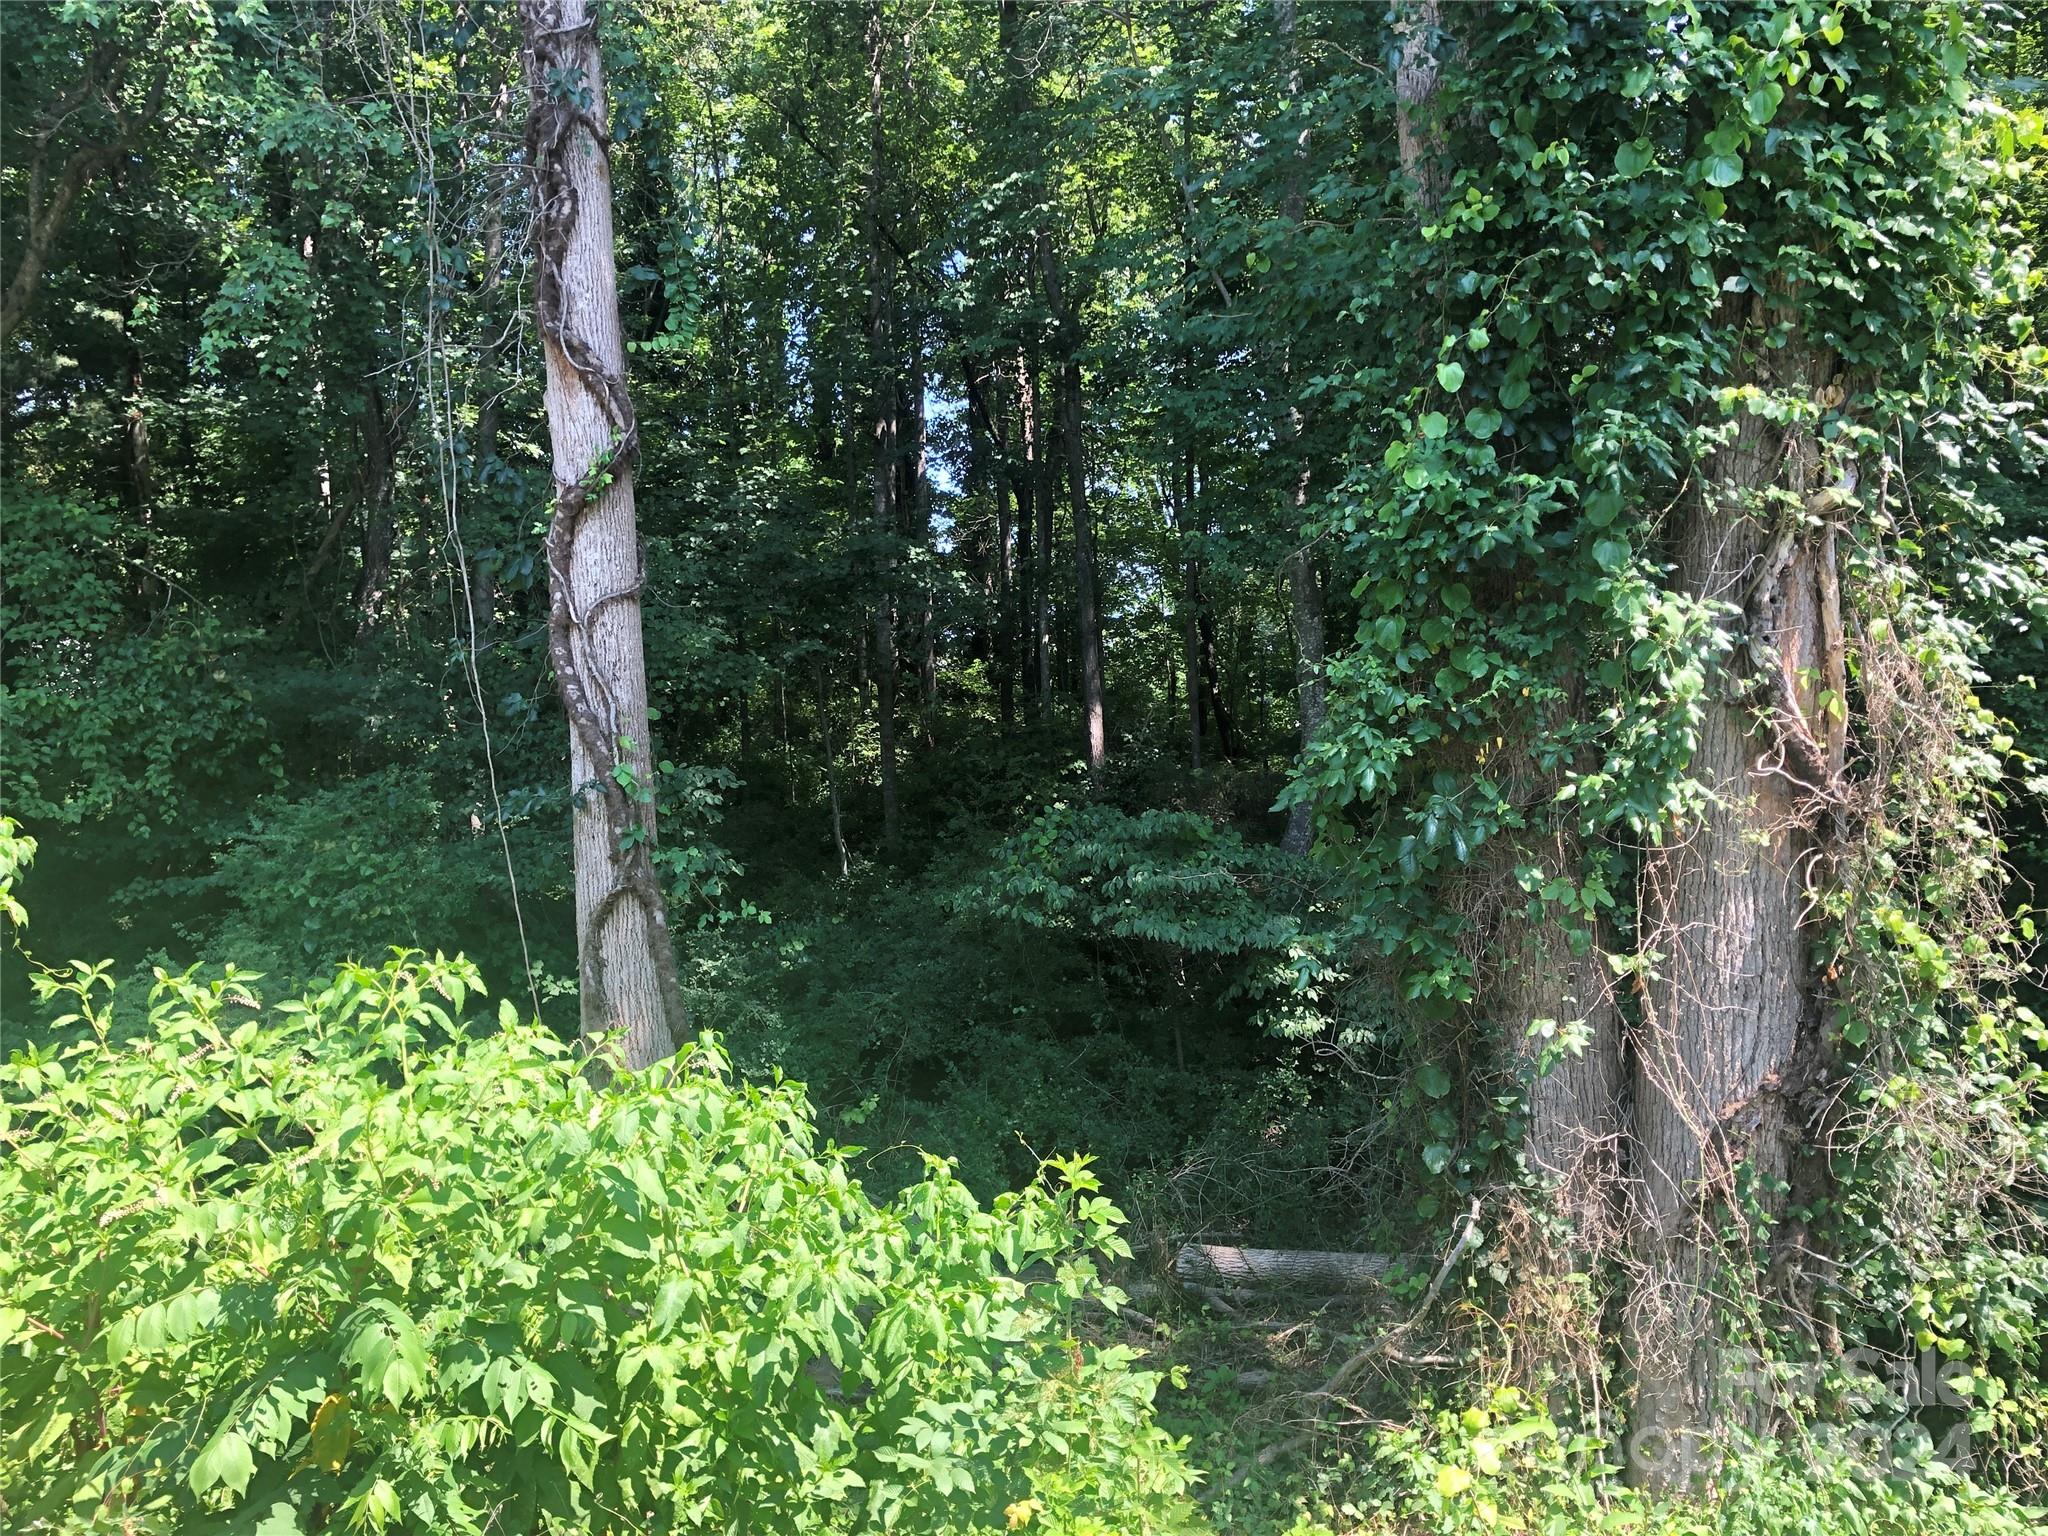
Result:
[977, 805, 1346, 1035]
[0, 485, 276, 837]
[1264, 1388, 2047, 1536]
[134, 769, 512, 985]
[0, 952, 1197, 1534]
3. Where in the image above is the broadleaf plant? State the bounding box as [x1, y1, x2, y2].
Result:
[0, 952, 1196, 1535]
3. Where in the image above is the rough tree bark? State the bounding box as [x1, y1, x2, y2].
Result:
[1494, 801, 1624, 1247]
[522, 0, 685, 1070]
[1623, 307, 1843, 1487]
[1392, 1, 1449, 214]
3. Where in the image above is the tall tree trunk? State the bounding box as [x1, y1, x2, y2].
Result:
[1023, 357, 1054, 718]
[353, 376, 403, 642]
[1393, 1, 1449, 213]
[1057, 354, 1106, 771]
[964, 359, 1018, 731]
[865, 2, 901, 849]
[991, 370, 1017, 729]
[1198, 604, 1237, 761]
[1006, 360, 1035, 718]
[1391, 0, 1626, 1309]
[111, 171, 160, 615]
[1275, 0, 1326, 855]
[522, 0, 684, 1069]
[1491, 703, 1625, 1253]
[908, 333, 938, 743]
[1623, 316, 1841, 1487]
[1167, 453, 1204, 771]
[113, 185, 151, 519]
[1001, 2, 1056, 727]
[1037, 227, 1105, 769]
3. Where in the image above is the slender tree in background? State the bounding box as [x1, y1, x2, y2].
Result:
[865, 0, 902, 849]
[1276, 0, 1325, 854]
[521, 0, 683, 1068]
[1048, 253, 1108, 773]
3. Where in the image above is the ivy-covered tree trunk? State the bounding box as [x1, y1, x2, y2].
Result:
[1391, 0, 1629, 1285]
[1494, 794, 1623, 1250]
[522, 0, 683, 1069]
[1624, 312, 1842, 1485]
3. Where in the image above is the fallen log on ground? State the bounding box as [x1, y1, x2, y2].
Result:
[1172, 1243, 1395, 1294]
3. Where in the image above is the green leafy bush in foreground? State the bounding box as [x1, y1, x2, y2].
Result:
[0, 953, 1196, 1535]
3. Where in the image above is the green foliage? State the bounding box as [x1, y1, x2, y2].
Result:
[5, 0, 2048, 1521]
[676, 843, 1382, 1247]
[980, 805, 1342, 1028]
[1174, 1382, 2046, 1536]
[0, 815, 36, 936]
[0, 488, 276, 836]
[0, 952, 1196, 1535]
[1349, 1390, 2048, 1536]
[139, 768, 512, 985]
[1293, 0, 2044, 1001]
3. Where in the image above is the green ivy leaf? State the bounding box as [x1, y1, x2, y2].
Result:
[1436, 360, 1466, 392]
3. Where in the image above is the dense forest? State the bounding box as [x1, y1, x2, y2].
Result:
[3, 1, 2047, 1532]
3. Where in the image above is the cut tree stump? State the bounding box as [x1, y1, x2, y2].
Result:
[1172, 1243, 1394, 1294]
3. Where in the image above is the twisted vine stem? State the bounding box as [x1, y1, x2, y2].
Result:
[523, 1, 685, 1057]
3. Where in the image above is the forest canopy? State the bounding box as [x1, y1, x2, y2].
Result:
[3, 1, 2047, 1532]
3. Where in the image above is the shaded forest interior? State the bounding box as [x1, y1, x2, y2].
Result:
[5, 0, 2048, 1528]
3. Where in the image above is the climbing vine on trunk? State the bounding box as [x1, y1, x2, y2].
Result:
[523, 0, 686, 1068]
